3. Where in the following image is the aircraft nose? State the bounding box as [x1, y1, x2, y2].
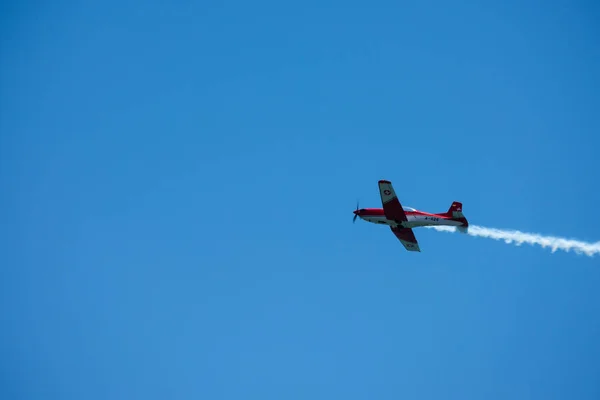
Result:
[352, 208, 361, 223]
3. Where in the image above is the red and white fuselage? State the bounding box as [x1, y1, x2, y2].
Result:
[354, 206, 468, 230]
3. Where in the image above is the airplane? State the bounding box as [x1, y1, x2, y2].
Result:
[352, 180, 469, 252]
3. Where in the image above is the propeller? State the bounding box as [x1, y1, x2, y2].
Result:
[353, 201, 359, 223]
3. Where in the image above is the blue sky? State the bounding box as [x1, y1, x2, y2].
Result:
[2, 1, 600, 399]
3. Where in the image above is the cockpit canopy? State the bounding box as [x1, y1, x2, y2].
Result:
[402, 206, 416, 212]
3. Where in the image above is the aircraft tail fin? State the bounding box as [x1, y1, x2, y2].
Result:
[447, 201, 464, 218]
[446, 201, 469, 228]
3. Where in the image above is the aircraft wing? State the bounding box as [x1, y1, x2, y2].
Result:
[378, 180, 408, 222]
[391, 227, 421, 252]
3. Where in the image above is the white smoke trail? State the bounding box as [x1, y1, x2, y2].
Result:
[426, 225, 600, 257]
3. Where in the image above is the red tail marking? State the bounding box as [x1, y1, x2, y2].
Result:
[447, 201, 462, 215]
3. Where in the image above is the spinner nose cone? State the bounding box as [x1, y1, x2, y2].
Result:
[353, 208, 362, 223]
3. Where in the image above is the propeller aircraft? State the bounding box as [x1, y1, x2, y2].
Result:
[353, 180, 469, 252]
